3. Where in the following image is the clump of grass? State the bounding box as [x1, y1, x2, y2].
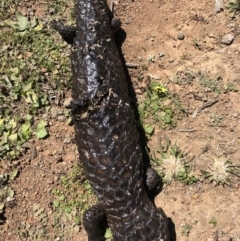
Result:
[51, 165, 96, 225]
[209, 113, 222, 127]
[227, 0, 240, 17]
[139, 81, 183, 131]
[169, 69, 196, 85]
[181, 223, 192, 237]
[201, 158, 240, 185]
[17, 165, 92, 241]
[150, 141, 197, 184]
[171, 70, 238, 95]
[199, 75, 222, 93]
[209, 218, 217, 227]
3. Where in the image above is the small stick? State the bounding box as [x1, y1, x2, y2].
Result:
[31, 166, 60, 175]
[199, 99, 219, 111]
[214, 0, 224, 13]
[126, 62, 139, 68]
[18, 234, 22, 241]
[3, 75, 13, 88]
[192, 108, 199, 119]
[193, 183, 202, 194]
[110, 1, 114, 13]
[192, 99, 219, 118]
[179, 129, 197, 132]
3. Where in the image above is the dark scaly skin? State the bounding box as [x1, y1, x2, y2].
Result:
[52, 0, 170, 240]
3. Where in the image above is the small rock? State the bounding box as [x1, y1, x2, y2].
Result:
[63, 97, 72, 108]
[60, 146, 66, 155]
[50, 106, 59, 119]
[192, 193, 200, 199]
[221, 34, 234, 45]
[47, 179, 53, 184]
[225, 225, 232, 232]
[36, 146, 43, 152]
[135, 88, 142, 95]
[63, 135, 71, 144]
[147, 74, 160, 80]
[214, 0, 224, 13]
[177, 31, 185, 40]
[42, 113, 48, 120]
[169, 209, 175, 214]
[55, 156, 63, 163]
[234, 182, 239, 189]
[12, 160, 20, 167]
[208, 33, 215, 38]
[57, 115, 66, 122]
[168, 58, 175, 63]
[158, 52, 165, 58]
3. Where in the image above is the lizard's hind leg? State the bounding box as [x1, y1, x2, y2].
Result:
[83, 203, 106, 241]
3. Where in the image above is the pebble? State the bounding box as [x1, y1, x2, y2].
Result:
[168, 58, 175, 63]
[57, 116, 66, 122]
[55, 156, 63, 163]
[147, 74, 160, 80]
[234, 182, 239, 189]
[36, 146, 43, 152]
[46, 179, 53, 184]
[232, 113, 238, 118]
[135, 88, 142, 95]
[177, 31, 185, 40]
[226, 225, 233, 232]
[169, 209, 175, 214]
[208, 33, 215, 38]
[42, 113, 48, 120]
[63, 97, 72, 108]
[50, 106, 59, 119]
[192, 193, 200, 199]
[221, 34, 234, 45]
[158, 52, 165, 58]
[63, 135, 71, 144]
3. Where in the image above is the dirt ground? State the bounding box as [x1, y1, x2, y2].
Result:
[1, 0, 240, 240]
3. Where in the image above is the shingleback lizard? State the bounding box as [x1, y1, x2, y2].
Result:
[52, 0, 170, 240]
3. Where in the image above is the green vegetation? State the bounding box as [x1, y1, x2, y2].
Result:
[201, 158, 240, 185]
[150, 140, 197, 184]
[0, 169, 18, 220]
[0, 4, 80, 238]
[0, 11, 71, 161]
[209, 113, 222, 127]
[170, 69, 238, 93]
[139, 81, 183, 132]
[49, 165, 96, 239]
[15, 165, 95, 240]
[209, 217, 217, 227]
[51, 165, 96, 225]
[169, 69, 196, 85]
[227, 0, 240, 17]
[181, 223, 192, 237]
